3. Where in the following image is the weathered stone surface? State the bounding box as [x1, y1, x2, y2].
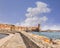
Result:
[0, 33, 26, 48]
[0, 34, 14, 46]
[0, 31, 60, 48]
[20, 32, 40, 48]
[21, 31, 60, 48]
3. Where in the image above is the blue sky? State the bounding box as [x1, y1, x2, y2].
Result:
[0, 0, 60, 30]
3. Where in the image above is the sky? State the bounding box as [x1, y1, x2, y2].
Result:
[0, 0, 60, 30]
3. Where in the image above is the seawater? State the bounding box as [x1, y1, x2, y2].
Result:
[32, 32, 60, 39]
[0, 34, 8, 39]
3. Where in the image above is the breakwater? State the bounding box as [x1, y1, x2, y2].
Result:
[0, 30, 60, 48]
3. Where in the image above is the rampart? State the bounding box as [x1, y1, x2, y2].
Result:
[0, 24, 40, 32]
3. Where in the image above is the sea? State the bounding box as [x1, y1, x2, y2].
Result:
[0, 34, 9, 39]
[32, 32, 60, 39]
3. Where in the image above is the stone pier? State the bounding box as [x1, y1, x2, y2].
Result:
[0, 30, 60, 48]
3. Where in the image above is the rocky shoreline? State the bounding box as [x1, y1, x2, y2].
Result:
[28, 32, 60, 48]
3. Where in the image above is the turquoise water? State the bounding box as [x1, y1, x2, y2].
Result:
[32, 32, 60, 39]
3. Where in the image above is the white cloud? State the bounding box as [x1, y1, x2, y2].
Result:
[26, 2, 50, 17]
[15, 23, 20, 26]
[40, 16, 48, 22]
[19, 1, 50, 27]
[42, 25, 60, 30]
[20, 16, 48, 26]
[16, 1, 60, 30]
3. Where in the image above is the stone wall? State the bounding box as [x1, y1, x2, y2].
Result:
[0, 24, 40, 32]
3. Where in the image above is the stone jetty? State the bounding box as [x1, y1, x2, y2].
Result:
[0, 30, 60, 48]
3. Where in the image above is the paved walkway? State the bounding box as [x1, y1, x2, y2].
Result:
[0, 33, 26, 48]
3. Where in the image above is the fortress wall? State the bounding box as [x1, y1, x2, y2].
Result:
[0, 24, 40, 32]
[0, 24, 11, 30]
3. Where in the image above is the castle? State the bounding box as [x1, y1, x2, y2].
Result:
[0, 24, 40, 32]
